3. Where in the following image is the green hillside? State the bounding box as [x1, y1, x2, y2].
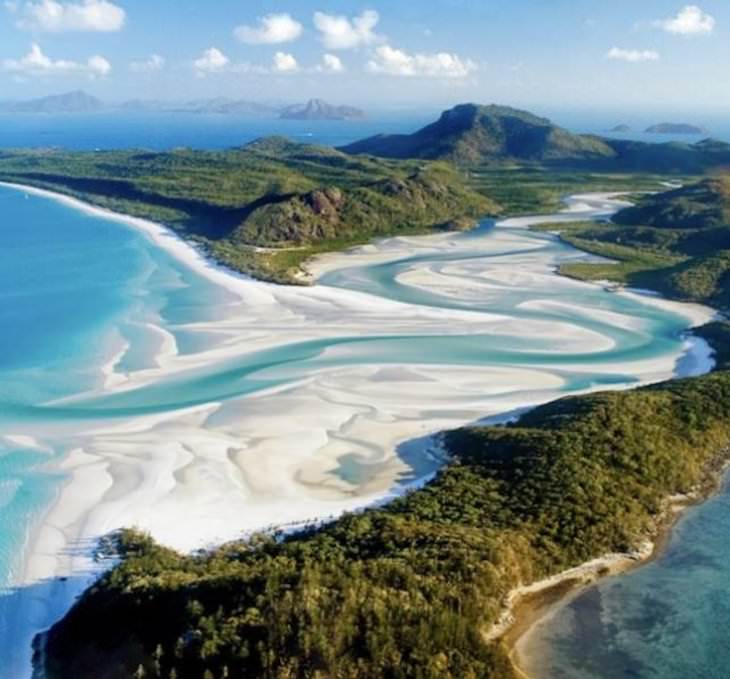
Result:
[341, 104, 730, 172]
[341, 103, 617, 164]
[0, 139, 496, 283]
[614, 176, 730, 229]
[556, 176, 730, 307]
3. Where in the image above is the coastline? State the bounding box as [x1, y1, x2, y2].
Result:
[503, 450, 730, 679]
[487, 340, 727, 678]
[0, 181, 719, 678]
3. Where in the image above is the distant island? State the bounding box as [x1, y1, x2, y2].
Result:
[0, 90, 105, 114]
[280, 99, 366, 121]
[609, 124, 632, 133]
[645, 123, 709, 135]
[0, 90, 364, 119]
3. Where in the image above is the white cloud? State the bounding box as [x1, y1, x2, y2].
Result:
[606, 47, 660, 62]
[193, 47, 229, 76]
[367, 45, 477, 78]
[272, 51, 298, 73]
[17, 0, 125, 33]
[317, 53, 344, 73]
[234, 12, 302, 45]
[313, 10, 380, 50]
[2, 42, 110, 76]
[654, 5, 715, 35]
[130, 54, 164, 73]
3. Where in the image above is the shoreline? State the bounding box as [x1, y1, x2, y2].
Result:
[0, 181, 719, 678]
[503, 451, 730, 679]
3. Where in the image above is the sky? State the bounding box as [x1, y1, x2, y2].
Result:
[0, 0, 728, 114]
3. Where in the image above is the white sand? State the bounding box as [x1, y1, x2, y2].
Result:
[0, 184, 718, 676]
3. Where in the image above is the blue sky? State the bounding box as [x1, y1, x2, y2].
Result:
[0, 0, 727, 113]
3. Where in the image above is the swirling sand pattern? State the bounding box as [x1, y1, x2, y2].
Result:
[0, 185, 715, 675]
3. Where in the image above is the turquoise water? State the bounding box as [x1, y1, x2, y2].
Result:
[0, 182, 716, 677]
[523, 478, 730, 678]
[0, 185, 233, 586]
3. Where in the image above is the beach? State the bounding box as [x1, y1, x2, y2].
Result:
[0, 183, 717, 676]
[506, 450, 730, 679]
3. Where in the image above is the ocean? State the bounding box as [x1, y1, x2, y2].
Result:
[0, 111, 436, 151]
[0, 110, 728, 152]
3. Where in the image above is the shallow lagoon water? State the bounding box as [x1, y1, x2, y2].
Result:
[521, 479, 730, 678]
[0, 184, 717, 676]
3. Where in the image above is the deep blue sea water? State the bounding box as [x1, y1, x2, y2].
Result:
[0, 111, 436, 151]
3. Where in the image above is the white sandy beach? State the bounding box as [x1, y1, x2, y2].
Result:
[0, 183, 718, 675]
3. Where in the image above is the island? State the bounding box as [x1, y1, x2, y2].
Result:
[645, 122, 709, 135]
[280, 98, 366, 121]
[609, 124, 632, 133]
[1, 102, 729, 679]
[0, 90, 105, 115]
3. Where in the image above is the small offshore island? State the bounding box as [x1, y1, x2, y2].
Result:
[1, 104, 730, 679]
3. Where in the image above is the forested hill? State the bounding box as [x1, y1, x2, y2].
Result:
[341, 103, 730, 172]
[551, 175, 730, 310]
[341, 103, 616, 164]
[0, 139, 495, 283]
[614, 176, 730, 229]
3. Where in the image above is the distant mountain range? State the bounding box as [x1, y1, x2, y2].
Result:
[0, 91, 364, 120]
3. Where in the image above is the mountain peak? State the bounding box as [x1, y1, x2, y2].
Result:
[341, 102, 615, 164]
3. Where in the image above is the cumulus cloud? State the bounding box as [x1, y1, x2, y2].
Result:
[130, 54, 164, 73]
[606, 47, 660, 62]
[654, 5, 715, 35]
[17, 0, 125, 32]
[272, 51, 298, 73]
[193, 47, 229, 76]
[313, 10, 380, 50]
[317, 53, 344, 73]
[234, 12, 302, 44]
[367, 45, 476, 78]
[2, 42, 111, 76]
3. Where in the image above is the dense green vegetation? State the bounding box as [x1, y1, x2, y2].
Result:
[465, 167, 680, 215]
[41, 367, 730, 679]
[0, 138, 495, 283]
[552, 176, 730, 308]
[341, 104, 730, 173]
[342, 104, 616, 164]
[614, 176, 730, 229]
